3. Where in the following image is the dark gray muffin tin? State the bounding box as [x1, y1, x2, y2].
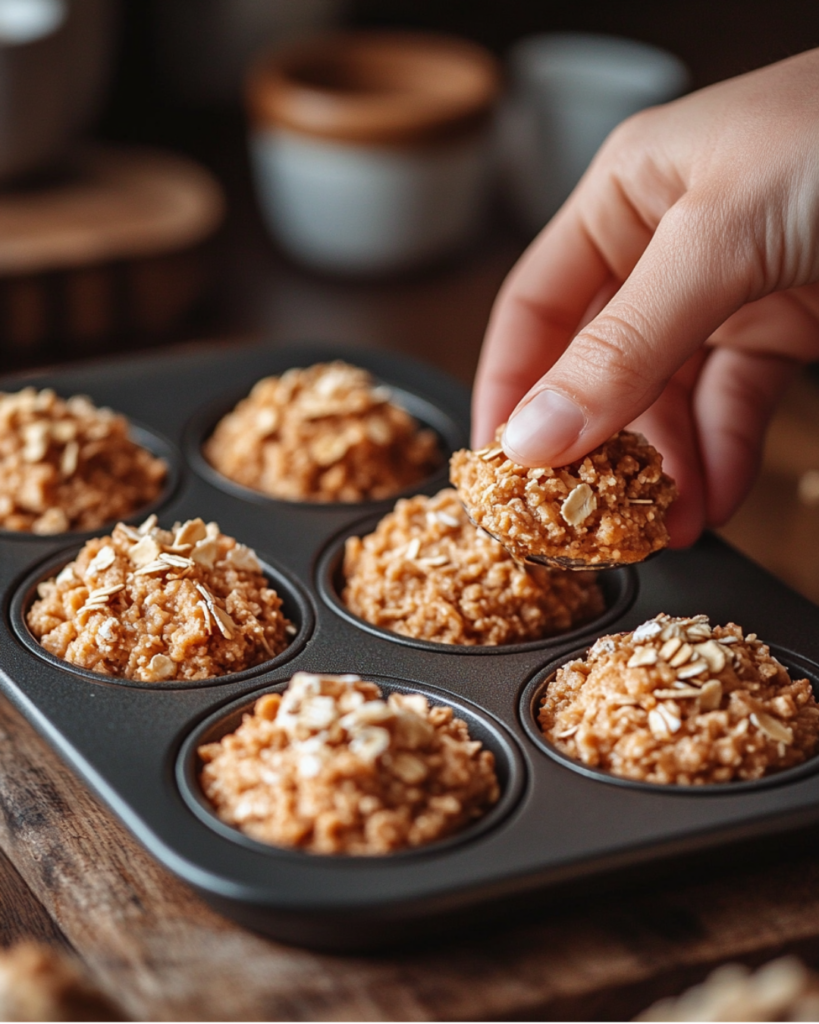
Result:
[2, 341, 819, 952]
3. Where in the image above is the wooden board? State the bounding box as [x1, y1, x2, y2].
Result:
[3, 694, 819, 1020]
[0, 147, 224, 360]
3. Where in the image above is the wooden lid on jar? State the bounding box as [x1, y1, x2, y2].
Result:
[247, 32, 501, 147]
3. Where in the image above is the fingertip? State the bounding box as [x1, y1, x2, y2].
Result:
[501, 389, 586, 467]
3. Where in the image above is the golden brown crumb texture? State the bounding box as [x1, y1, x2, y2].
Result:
[199, 672, 500, 854]
[0, 387, 166, 534]
[27, 516, 293, 681]
[539, 614, 819, 784]
[204, 361, 441, 502]
[451, 429, 677, 565]
[343, 489, 604, 645]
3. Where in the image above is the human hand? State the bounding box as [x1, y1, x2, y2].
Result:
[473, 48, 819, 547]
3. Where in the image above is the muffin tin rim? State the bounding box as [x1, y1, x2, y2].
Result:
[9, 542, 316, 691]
[519, 642, 819, 795]
[182, 377, 465, 512]
[175, 673, 528, 864]
[316, 509, 639, 656]
[0, 420, 182, 544]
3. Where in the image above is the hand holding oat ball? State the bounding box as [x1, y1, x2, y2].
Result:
[473, 49, 819, 549]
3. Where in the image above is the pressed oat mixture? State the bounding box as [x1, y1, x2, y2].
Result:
[204, 361, 441, 502]
[27, 516, 293, 682]
[199, 672, 500, 855]
[343, 489, 604, 646]
[0, 387, 167, 534]
[539, 614, 819, 784]
[451, 429, 677, 566]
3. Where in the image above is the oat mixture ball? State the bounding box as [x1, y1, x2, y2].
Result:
[342, 489, 605, 646]
[204, 361, 442, 502]
[27, 516, 293, 682]
[451, 429, 677, 567]
[0, 387, 167, 534]
[539, 614, 819, 784]
[199, 672, 500, 855]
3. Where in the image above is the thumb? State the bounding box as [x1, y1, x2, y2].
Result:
[501, 196, 754, 466]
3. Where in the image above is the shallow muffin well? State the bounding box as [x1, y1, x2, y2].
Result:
[11, 543, 314, 690]
[177, 675, 525, 858]
[521, 638, 819, 794]
[184, 379, 463, 509]
[317, 510, 638, 654]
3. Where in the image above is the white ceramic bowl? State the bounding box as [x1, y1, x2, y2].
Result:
[247, 33, 500, 275]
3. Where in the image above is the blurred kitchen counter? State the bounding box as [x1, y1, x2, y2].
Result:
[719, 370, 819, 607]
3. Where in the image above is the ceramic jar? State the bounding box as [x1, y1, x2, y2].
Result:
[246, 32, 500, 274]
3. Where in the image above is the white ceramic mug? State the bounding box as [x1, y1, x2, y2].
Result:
[499, 33, 690, 234]
[247, 32, 500, 275]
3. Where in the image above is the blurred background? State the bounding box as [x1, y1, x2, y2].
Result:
[2, 0, 819, 597]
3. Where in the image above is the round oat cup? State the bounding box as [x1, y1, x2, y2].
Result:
[520, 643, 819, 794]
[9, 543, 315, 691]
[0, 421, 181, 544]
[182, 379, 464, 510]
[176, 675, 526, 859]
[317, 511, 638, 656]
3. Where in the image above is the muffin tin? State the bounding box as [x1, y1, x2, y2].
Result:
[2, 341, 819, 952]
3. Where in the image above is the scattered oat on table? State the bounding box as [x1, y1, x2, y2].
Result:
[451, 429, 677, 566]
[0, 942, 120, 1022]
[0, 387, 167, 534]
[539, 613, 819, 784]
[636, 956, 819, 1021]
[199, 672, 500, 854]
[204, 361, 442, 502]
[27, 516, 292, 682]
[342, 489, 604, 646]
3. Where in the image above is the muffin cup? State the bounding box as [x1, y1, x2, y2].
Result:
[520, 644, 819, 794]
[10, 544, 314, 690]
[177, 675, 526, 859]
[317, 511, 638, 655]
[184, 380, 463, 510]
[0, 421, 181, 543]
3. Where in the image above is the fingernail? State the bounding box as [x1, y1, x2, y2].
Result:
[502, 390, 585, 464]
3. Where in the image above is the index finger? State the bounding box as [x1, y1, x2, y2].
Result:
[472, 204, 610, 447]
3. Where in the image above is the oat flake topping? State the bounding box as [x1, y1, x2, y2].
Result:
[198, 672, 500, 855]
[27, 516, 292, 681]
[204, 361, 441, 503]
[451, 429, 677, 566]
[343, 489, 604, 646]
[0, 387, 166, 534]
[539, 614, 819, 784]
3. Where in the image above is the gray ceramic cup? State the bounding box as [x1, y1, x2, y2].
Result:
[0, 0, 116, 183]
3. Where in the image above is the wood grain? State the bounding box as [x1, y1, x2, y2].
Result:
[0, 848, 68, 952]
[2, 695, 819, 1020]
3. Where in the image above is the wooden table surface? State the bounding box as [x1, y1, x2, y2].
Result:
[4, 122, 819, 1020]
